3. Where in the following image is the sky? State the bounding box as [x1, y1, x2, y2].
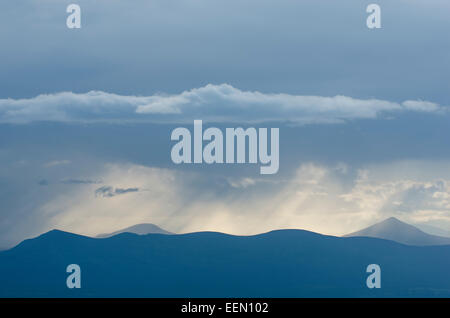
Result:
[1, 0, 450, 249]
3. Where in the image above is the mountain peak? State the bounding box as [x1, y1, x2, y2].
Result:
[344, 217, 450, 246]
[383, 216, 403, 224]
[377, 217, 415, 229]
[96, 223, 173, 238]
[385, 216, 400, 222]
[39, 229, 79, 239]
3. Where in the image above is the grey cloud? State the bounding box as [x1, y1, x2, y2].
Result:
[37, 179, 49, 186]
[37, 178, 102, 186]
[44, 160, 71, 168]
[0, 84, 445, 125]
[95, 186, 139, 198]
[114, 188, 140, 195]
[61, 179, 102, 185]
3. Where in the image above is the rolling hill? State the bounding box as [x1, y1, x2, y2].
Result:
[0, 228, 449, 297]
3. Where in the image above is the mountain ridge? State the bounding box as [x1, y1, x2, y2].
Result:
[1, 227, 450, 297]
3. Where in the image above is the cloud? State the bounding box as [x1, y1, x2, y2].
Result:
[44, 160, 71, 168]
[61, 179, 102, 185]
[402, 100, 442, 113]
[0, 84, 445, 124]
[37, 179, 49, 186]
[228, 177, 257, 189]
[94, 186, 139, 198]
[340, 162, 450, 219]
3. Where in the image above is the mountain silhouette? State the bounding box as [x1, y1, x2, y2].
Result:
[96, 223, 173, 238]
[1, 228, 450, 297]
[344, 217, 450, 246]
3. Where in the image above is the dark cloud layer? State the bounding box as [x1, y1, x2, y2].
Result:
[0, 0, 449, 104]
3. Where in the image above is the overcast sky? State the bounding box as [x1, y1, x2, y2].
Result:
[1, 0, 450, 249]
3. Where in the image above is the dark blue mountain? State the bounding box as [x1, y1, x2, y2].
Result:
[0, 229, 449, 297]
